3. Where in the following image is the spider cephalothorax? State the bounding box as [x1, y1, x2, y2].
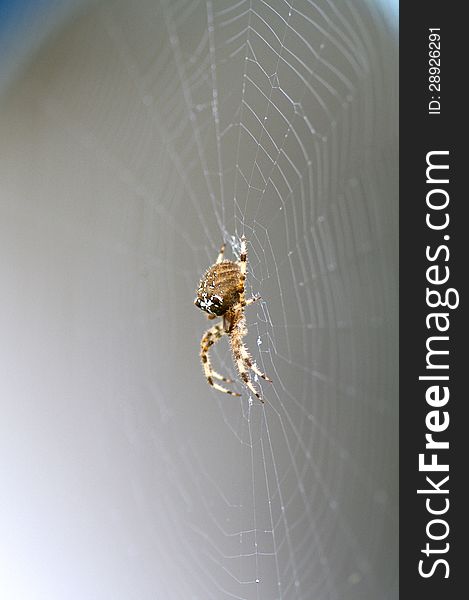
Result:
[194, 236, 271, 402]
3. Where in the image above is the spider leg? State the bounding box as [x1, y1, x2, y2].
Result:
[236, 235, 248, 307]
[241, 294, 261, 309]
[244, 354, 272, 382]
[229, 300, 272, 388]
[238, 235, 247, 277]
[237, 298, 271, 381]
[229, 325, 265, 403]
[235, 333, 272, 383]
[200, 323, 241, 396]
[215, 242, 226, 264]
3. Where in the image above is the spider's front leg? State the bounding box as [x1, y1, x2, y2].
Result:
[200, 323, 241, 396]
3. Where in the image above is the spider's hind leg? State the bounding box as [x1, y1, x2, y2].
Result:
[237, 339, 272, 383]
[236, 298, 271, 382]
[200, 323, 241, 397]
[245, 354, 272, 382]
[230, 329, 266, 403]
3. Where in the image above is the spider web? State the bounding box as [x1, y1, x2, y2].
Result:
[0, 1, 398, 599]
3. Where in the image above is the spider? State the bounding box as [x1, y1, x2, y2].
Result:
[194, 236, 271, 402]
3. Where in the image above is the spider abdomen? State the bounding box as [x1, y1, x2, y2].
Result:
[194, 260, 242, 316]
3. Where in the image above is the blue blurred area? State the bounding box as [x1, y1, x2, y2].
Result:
[0, 0, 85, 94]
[1, 0, 397, 96]
[0, 0, 52, 39]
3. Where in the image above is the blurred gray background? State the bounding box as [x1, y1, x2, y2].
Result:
[0, 1, 398, 598]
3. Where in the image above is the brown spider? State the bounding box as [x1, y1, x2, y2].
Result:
[194, 236, 271, 402]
